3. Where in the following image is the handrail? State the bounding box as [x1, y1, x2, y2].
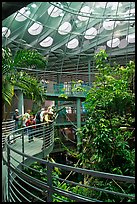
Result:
[2, 120, 15, 149]
[45, 82, 91, 97]
[2, 121, 135, 202]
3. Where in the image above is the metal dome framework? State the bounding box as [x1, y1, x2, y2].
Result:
[2, 2, 135, 83]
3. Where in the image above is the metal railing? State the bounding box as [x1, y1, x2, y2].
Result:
[2, 120, 15, 149]
[2, 122, 135, 202]
[44, 82, 91, 97]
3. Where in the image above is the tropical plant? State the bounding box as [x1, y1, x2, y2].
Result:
[2, 47, 47, 120]
[75, 50, 135, 201]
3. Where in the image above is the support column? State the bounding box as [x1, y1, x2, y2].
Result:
[76, 97, 81, 151]
[17, 90, 24, 115]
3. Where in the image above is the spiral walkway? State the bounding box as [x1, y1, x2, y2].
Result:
[2, 121, 135, 202]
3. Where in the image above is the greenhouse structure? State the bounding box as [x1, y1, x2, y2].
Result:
[2, 2, 135, 202]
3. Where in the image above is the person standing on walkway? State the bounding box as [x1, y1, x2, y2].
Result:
[40, 106, 54, 123]
[22, 109, 31, 135]
[13, 109, 22, 130]
[40, 106, 54, 150]
[26, 115, 36, 142]
[22, 109, 31, 128]
[35, 108, 44, 124]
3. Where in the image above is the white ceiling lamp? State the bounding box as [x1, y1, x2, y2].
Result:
[118, 39, 128, 49]
[126, 33, 135, 43]
[58, 22, 72, 35]
[103, 20, 118, 30]
[110, 2, 122, 10]
[40, 36, 53, 47]
[66, 38, 79, 49]
[31, 3, 37, 8]
[107, 38, 120, 48]
[15, 7, 31, 22]
[78, 6, 91, 21]
[96, 2, 107, 8]
[48, 5, 63, 17]
[28, 22, 43, 35]
[2, 27, 11, 38]
[84, 27, 97, 39]
[106, 2, 113, 8]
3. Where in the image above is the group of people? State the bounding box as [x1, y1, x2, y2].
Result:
[13, 106, 54, 142]
[35, 106, 54, 124]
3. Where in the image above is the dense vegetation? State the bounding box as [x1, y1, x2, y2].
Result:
[78, 50, 135, 176]
[15, 50, 135, 202]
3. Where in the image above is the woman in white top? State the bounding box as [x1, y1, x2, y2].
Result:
[22, 109, 31, 127]
[40, 106, 53, 123]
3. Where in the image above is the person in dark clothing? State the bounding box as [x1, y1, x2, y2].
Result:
[35, 108, 44, 124]
[26, 115, 36, 142]
[13, 109, 22, 130]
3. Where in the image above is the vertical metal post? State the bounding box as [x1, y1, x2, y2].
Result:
[88, 59, 91, 86]
[57, 73, 59, 94]
[7, 139, 11, 201]
[76, 97, 81, 151]
[42, 125, 45, 158]
[21, 129, 25, 170]
[47, 162, 53, 202]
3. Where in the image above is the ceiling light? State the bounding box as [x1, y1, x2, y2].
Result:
[96, 2, 107, 8]
[78, 6, 91, 21]
[126, 33, 135, 43]
[107, 38, 120, 48]
[40, 36, 53, 47]
[58, 22, 72, 35]
[66, 38, 79, 49]
[103, 20, 118, 30]
[48, 5, 63, 17]
[31, 3, 37, 8]
[84, 27, 97, 39]
[110, 2, 122, 10]
[28, 22, 43, 35]
[2, 27, 11, 37]
[118, 39, 128, 49]
[15, 7, 31, 22]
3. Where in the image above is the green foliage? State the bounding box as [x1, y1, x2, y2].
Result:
[2, 47, 47, 108]
[17, 50, 135, 202]
[59, 93, 68, 99]
[71, 80, 86, 93]
[13, 49, 47, 69]
[75, 50, 135, 201]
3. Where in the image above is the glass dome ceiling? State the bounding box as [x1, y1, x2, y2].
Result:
[2, 2, 135, 82]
